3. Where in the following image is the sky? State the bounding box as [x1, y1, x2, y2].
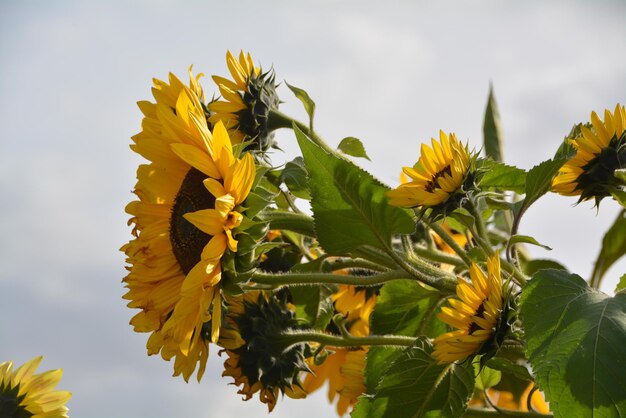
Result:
[0, 1, 625, 417]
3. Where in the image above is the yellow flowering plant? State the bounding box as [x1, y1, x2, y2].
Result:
[123, 51, 626, 417]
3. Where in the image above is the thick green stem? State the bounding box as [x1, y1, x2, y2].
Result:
[500, 259, 528, 287]
[275, 330, 415, 349]
[326, 258, 390, 272]
[251, 269, 409, 287]
[413, 247, 465, 268]
[352, 246, 398, 270]
[427, 221, 473, 267]
[467, 199, 493, 255]
[464, 408, 552, 418]
[268, 109, 341, 157]
[261, 209, 316, 237]
[379, 241, 457, 294]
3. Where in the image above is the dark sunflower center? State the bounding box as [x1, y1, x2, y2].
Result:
[575, 132, 626, 202]
[233, 294, 308, 391]
[0, 385, 32, 418]
[170, 168, 216, 275]
[425, 165, 452, 193]
[468, 302, 487, 335]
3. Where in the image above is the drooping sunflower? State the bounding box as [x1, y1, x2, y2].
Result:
[433, 254, 503, 363]
[302, 285, 376, 416]
[209, 50, 280, 150]
[220, 291, 309, 412]
[122, 68, 256, 382]
[0, 356, 71, 418]
[552, 104, 626, 204]
[387, 131, 472, 213]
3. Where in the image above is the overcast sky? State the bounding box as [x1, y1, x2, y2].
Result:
[1, 1, 625, 417]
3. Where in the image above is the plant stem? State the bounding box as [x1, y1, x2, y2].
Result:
[382, 242, 457, 294]
[261, 209, 316, 237]
[251, 269, 409, 287]
[466, 198, 493, 255]
[268, 109, 341, 157]
[352, 245, 398, 270]
[275, 330, 415, 349]
[464, 408, 552, 418]
[413, 247, 465, 268]
[326, 258, 390, 272]
[429, 221, 473, 267]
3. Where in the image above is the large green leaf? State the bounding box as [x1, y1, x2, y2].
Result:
[295, 125, 415, 254]
[360, 281, 449, 411]
[371, 280, 446, 338]
[483, 85, 504, 162]
[520, 269, 626, 417]
[512, 158, 565, 234]
[353, 338, 474, 418]
[478, 161, 527, 193]
[590, 209, 626, 289]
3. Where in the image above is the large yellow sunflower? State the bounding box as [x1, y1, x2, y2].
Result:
[0, 356, 71, 418]
[219, 292, 307, 412]
[123, 68, 256, 381]
[552, 104, 626, 204]
[209, 50, 279, 149]
[302, 285, 375, 416]
[433, 254, 503, 363]
[387, 131, 471, 209]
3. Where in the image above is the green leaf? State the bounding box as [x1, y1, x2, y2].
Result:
[508, 234, 552, 251]
[288, 284, 335, 329]
[590, 209, 626, 289]
[520, 269, 626, 417]
[483, 85, 505, 162]
[371, 280, 446, 338]
[280, 157, 311, 200]
[522, 258, 568, 276]
[353, 338, 474, 418]
[485, 357, 533, 382]
[337, 137, 371, 161]
[615, 169, 626, 184]
[295, 125, 415, 254]
[616, 274, 626, 294]
[612, 190, 626, 208]
[514, 158, 565, 226]
[474, 358, 501, 391]
[286, 82, 315, 130]
[478, 161, 526, 193]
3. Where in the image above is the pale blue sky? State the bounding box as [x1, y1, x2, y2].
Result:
[1, 1, 625, 417]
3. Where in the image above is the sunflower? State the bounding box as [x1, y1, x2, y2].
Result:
[209, 50, 280, 150]
[123, 68, 256, 381]
[0, 356, 71, 418]
[552, 104, 626, 204]
[387, 131, 472, 211]
[220, 291, 309, 412]
[432, 254, 503, 363]
[302, 285, 375, 416]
